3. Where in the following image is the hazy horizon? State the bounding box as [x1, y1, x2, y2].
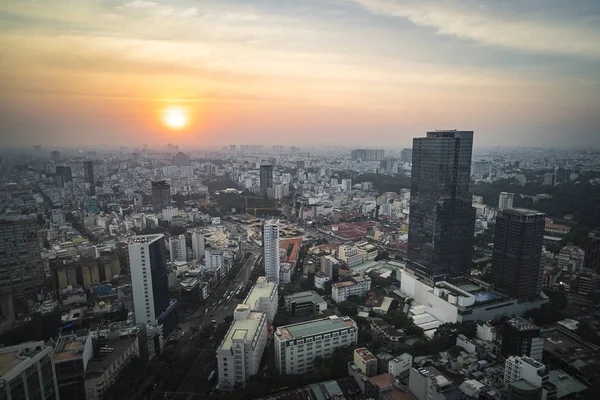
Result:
[1, 0, 599, 149]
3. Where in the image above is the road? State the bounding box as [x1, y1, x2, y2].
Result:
[155, 249, 262, 399]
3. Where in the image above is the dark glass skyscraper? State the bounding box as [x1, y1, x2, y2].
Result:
[407, 130, 475, 282]
[260, 164, 273, 196]
[83, 160, 94, 185]
[151, 180, 172, 212]
[492, 208, 545, 301]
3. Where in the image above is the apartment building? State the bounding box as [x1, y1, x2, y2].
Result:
[354, 347, 377, 377]
[332, 275, 372, 303]
[0, 341, 59, 400]
[338, 245, 362, 268]
[217, 304, 268, 390]
[356, 242, 378, 263]
[243, 276, 278, 323]
[274, 316, 358, 375]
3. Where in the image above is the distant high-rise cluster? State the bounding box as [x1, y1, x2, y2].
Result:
[407, 130, 475, 282]
[151, 180, 171, 212]
[350, 148, 384, 161]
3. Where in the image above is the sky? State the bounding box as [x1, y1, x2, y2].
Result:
[1, 0, 599, 149]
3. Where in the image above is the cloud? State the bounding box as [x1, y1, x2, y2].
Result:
[118, 0, 197, 19]
[347, 0, 600, 58]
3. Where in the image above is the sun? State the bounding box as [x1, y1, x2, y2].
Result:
[161, 106, 189, 130]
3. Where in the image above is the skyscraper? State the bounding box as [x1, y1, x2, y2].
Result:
[492, 209, 545, 301]
[0, 216, 46, 315]
[83, 160, 94, 185]
[172, 152, 190, 166]
[501, 318, 544, 361]
[407, 130, 475, 282]
[151, 181, 171, 212]
[498, 192, 515, 210]
[585, 229, 600, 273]
[128, 235, 171, 326]
[55, 166, 72, 187]
[169, 234, 187, 262]
[260, 164, 273, 196]
[191, 230, 205, 261]
[262, 220, 280, 284]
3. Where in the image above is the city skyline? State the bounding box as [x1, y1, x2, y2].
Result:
[1, 0, 599, 149]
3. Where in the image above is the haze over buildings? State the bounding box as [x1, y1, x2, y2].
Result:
[1, 1, 599, 149]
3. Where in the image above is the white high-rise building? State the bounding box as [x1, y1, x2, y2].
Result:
[191, 231, 205, 260]
[498, 192, 515, 210]
[262, 220, 280, 284]
[217, 304, 268, 390]
[341, 179, 352, 191]
[128, 235, 171, 326]
[207, 248, 224, 278]
[504, 356, 548, 388]
[274, 316, 358, 375]
[243, 276, 278, 323]
[169, 234, 187, 262]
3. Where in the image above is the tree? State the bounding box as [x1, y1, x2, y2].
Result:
[337, 301, 358, 317]
[347, 295, 363, 305]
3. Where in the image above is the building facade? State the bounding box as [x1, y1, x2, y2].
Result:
[585, 229, 600, 272]
[492, 209, 545, 301]
[191, 231, 205, 261]
[243, 277, 278, 323]
[407, 130, 475, 282]
[274, 316, 358, 375]
[259, 164, 273, 196]
[206, 248, 224, 278]
[354, 348, 377, 377]
[501, 318, 544, 361]
[151, 181, 172, 212]
[262, 220, 280, 284]
[0, 341, 59, 400]
[332, 275, 371, 303]
[83, 160, 95, 185]
[284, 290, 327, 316]
[498, 192, 515, 210]
[0, 216, 46, 315]
[169, 234, 187, 262]
[350, 149, 385, 161]
[128, 235, 171, 326]
[216, 304, 268, 390]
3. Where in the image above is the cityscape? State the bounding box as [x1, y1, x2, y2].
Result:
[1, 1, 600, 400]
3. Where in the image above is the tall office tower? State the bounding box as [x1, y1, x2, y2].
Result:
[191, 231, 205, 260]
[492, 209, 545, 301]
[51, 150, 60, 162]
[151, 181, 172, 212]
[400, 148, 412, 162]
[172, 152, 190, 166]
[341, 179, 352, 191]
[259, 164, 273, 196]
[83, 160, 95, 185]
[128, 235, 170, 326]
[407, 130, 475, 282]
[0, 217, 46, 314]
[501, 318, 544, 361]
[585, 230, 600, 272]
[498, 192, 515, 210]
[55, 166, 72, 186]
[262, 220, 280, 284]
[169, 234, 187, 262]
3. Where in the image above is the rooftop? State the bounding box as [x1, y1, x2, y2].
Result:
[127, 234, 163, 245]
[506, 317, 539, 332]
[0, 342, 47, 378]
[54, 335, 89, 361]
[355, 347, 376, 361]
[548, 370, 588, 398]
[369, 373, 395, 388]
[244, 277, 277, 309]
[276, 316, 356, 341]
[509, 379, 539, 392]
[219, 312, 264, 351]
[285, 290, 326, 305]
[86, 338, 137, 377]
[500, 208, 545, 217]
